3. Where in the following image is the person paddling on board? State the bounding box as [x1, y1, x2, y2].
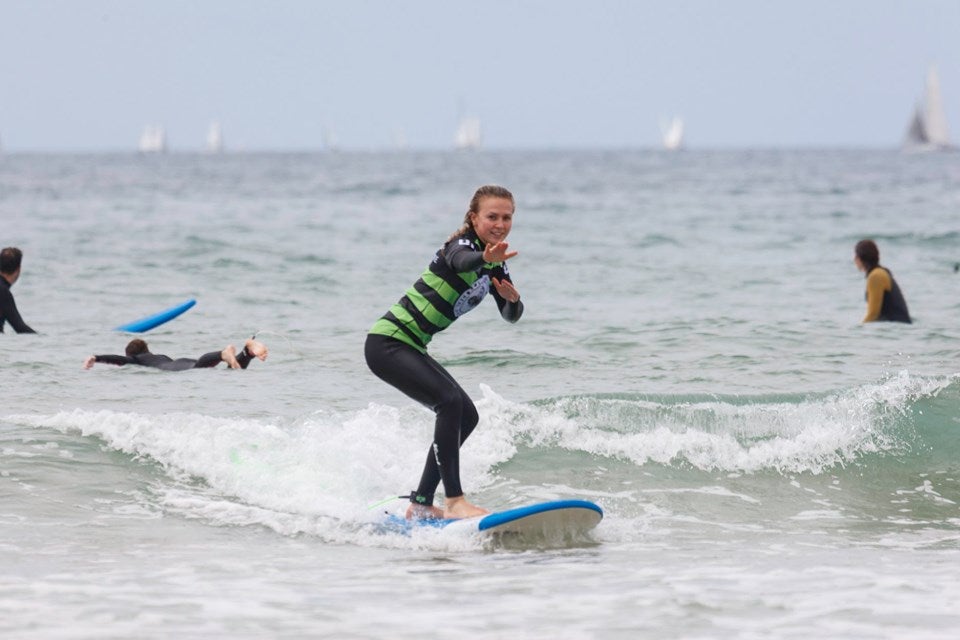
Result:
[365, 185, 523, 521]
[853, 239, 911, 324]
[83, 337, 268, 370]
[0, 247, 37, 334]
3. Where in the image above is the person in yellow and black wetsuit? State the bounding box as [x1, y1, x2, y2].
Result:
[365, 185, 523, 521]
[854, 239, 911, 323]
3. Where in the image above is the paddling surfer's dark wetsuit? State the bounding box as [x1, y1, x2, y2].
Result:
[0, 277, 36, 333]
[365, 228, 523, 507]
[92, 347, 258, 371]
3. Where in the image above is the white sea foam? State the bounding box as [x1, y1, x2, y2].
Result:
[8, 406, 499, 551]
[481, 371, 954, 474]
[7, 370, 950, 539]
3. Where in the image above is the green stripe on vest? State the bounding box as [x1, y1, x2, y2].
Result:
[422, 271, 462, 306]
[405, 286, 453, 329]
[368, 318, 426, 353]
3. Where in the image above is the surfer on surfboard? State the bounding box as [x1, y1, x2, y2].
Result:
[365, 185, 523, 521]
[83, 337, 268, 371]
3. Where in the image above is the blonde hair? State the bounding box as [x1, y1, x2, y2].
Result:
[446, 185, 514, 243]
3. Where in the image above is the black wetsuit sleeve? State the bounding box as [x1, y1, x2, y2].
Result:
[498, 297, 523, 323]
[490, 264, 523, 323]
[190, 347, 254, 369]
[194, 351, 224, 369]
[0, 286, 36, 333]
[492, 287, 523, 323]
[443, 238, 486, 273]
[236, 347, 255, 369]
[93, 355, 137, 366]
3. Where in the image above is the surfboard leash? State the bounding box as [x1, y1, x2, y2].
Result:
[250, 329, 304, 357]
[366, 495, 404, 510]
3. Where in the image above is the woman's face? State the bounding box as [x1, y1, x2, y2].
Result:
[854, 254, 865, 272]
[469, 197, 514, 245]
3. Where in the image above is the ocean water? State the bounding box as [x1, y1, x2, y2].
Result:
[2, 149, 959, 639]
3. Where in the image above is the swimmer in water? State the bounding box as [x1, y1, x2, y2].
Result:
[0, 247, 37, 334]
[853, 239, 911, 323]
[84, 337, 268, 370]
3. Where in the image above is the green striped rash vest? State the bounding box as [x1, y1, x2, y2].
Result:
[368, 230, 518, 353]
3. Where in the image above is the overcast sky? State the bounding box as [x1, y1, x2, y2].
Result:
[1, 0, 958, 151]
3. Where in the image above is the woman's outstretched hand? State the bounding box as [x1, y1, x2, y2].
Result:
[483, 241, 518, 264]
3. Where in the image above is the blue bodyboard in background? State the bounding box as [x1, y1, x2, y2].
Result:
[115, 299, 196, 332]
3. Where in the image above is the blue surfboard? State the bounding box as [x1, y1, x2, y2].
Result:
[115, 299, 196, 333]
[382, 499, 603, 537]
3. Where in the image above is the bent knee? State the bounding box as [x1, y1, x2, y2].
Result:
[462, 401, 479, 429]
[435, 390, 474, 416]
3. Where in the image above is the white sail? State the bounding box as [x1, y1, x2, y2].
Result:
[922, 67, 950, 147]
[661, 116, 684, 150]
[903, 66, 952, 151]
[321, 126, 338, 151]
[393, 127, 408, 151]
[454, 116, 481, 150]
[206, 121, 223, 153]
[138, 125, 166, 153]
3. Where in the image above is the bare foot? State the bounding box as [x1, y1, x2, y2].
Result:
[244, 338, 269, 361]
[443, 496, 489, 519]
[405, 503, 444, 520]
[221, 345, 241, 369]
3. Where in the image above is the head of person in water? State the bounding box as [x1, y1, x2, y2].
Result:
[854, 239, 880, 273]
[0, 247, 24, 283]
[125, 339, 150, 356]
[447, 185, 515, 244]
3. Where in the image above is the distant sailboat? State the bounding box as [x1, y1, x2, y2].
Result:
[321, 126, 338, 151]
[903, 66, 952, 151]
[661, 116, 684, 151]
[138, 125, 166, 153]
[206, 121, 223, 153]
[393, 127, 408, 151]
[454, 116, 482, 150]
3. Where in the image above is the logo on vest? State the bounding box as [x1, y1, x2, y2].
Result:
[453, 275, 490, 317]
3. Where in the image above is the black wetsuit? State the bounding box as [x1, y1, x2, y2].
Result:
[877, 268, 911, 323]
[93, 347, 256, 371]
[365, 229, 523, 506]
[0, 277, 36, 334]
[864, 266, 912, 323]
